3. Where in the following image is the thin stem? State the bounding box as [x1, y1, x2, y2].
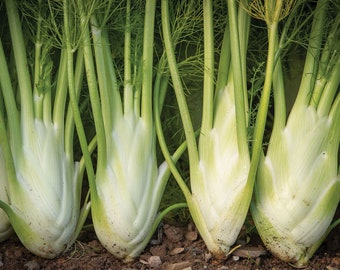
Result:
[42, 60, 52, 124]
[215, 26, 231, 96]
[124, 0, 133, 114]
[0, 105, 19, 194]
[0, 39, 21, 154]
[161, 0, 199, 177]
[64, 47, 84, 158]
[77, 0, 107, 174]
[313, 12, 340, 115]
[141, 0, 156, 124]
[53, 49, 68, 140]
[294, 0, 329, 109]
[227, 0, 249, 158]
[237, 4, 250, 121]
[271, 34, 286, 137]
[317, 57, 340, 117]
[249, 21, 279, 182]
[64, 0, 97, 196]
[33, 0, 44, 120]
[90, 16, 114, 139]
[153, 61, 191, 200]
[201, 0, 214, 134]
[101, 26, 123, 126]
[5, 0, 34, 136]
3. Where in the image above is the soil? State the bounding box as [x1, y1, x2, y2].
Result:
[0, 222, 339, 270]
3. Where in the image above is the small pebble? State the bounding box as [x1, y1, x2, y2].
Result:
[185, 231, 198, 241]
[233, 255, 240, 261]
[148, 255, 162, 268]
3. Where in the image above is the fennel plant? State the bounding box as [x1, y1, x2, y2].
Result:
[65, 0, 186, 261]
[0, 0, 89, 258]
[248, 0, 340, 266]
[159, 0, 254, 257]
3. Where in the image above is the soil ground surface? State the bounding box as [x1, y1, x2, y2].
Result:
[0, 222, 339, 270]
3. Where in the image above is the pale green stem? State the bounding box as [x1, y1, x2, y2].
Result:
[42, 63, 52, 124]
[153, 57, 191, 199]
[161, 0, 199, 178]
[124, 0, 133, 114]
[101, 26, 122, 127]
[237, 4, 250, 121]
[271, 34, 286, 137]
[133, 45, 141, 116]
[227, 0, 249, 159]
[33, 0, 43, 120]
[77, 0, 107, 175]
[0, 108, 18, 197]
[201, 0, 214, 134]
[0, 39, 21, 154]
[317, 57, 340, 117]
[313, 13, 340, 116]
[64, 0, 97, 197]
[0, 38, 21, 195]
[141, 0, 156, 124]
[5, 0, 34, 138]
[215, 26, 231, 96]
[249, 20, 279, 181]
[90, 15, 114, 139]
[294, 0, 329, 109]
[64, 48, 85, 159]
[53, 49, 68, 143]
[155, 64, 170, 111]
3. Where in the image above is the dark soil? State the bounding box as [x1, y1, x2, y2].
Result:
[0, 222, 339, 270]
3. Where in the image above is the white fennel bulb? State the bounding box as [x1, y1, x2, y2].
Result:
[252, 105, 340, 265]
[91, 112, 167, 260]
[192, 83, 251, 254]
[4, 119, 80, 258]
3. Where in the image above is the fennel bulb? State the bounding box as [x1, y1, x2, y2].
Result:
[193, 81, 251, 254]
[252, 104, 340, 265]
[4, 119, 80, 258]
[250, 0, 340, 266]
[91, 112, 168, 260]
